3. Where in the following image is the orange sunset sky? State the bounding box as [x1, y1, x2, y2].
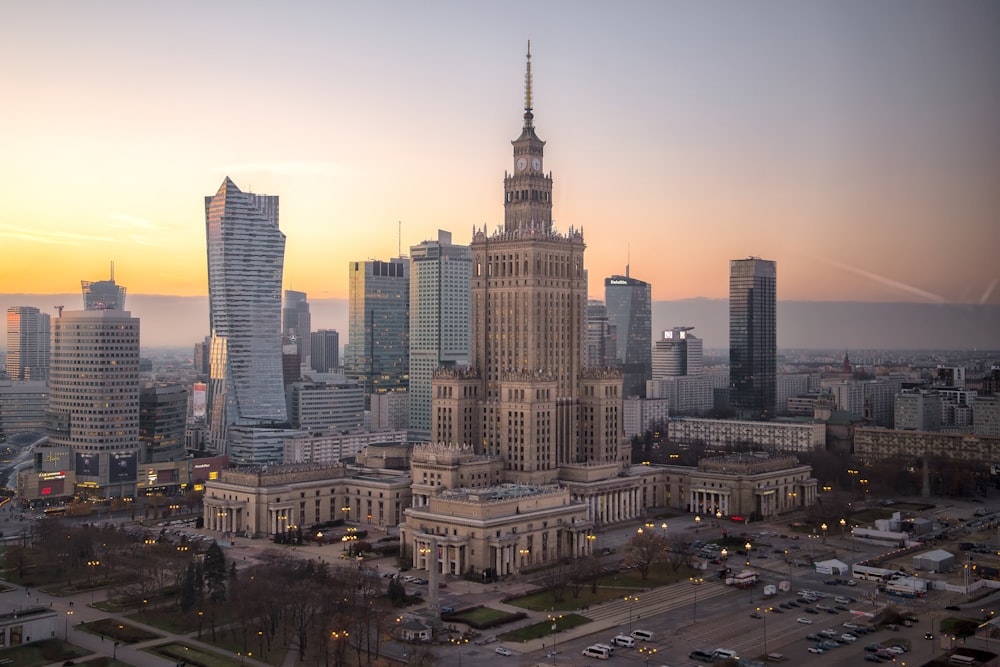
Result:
[1, 2, 998, 306]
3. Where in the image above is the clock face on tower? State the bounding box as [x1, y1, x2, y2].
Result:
[532, 157, 541, 171]
[516, 157, 527, 171]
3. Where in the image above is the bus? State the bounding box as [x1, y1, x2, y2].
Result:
[852, 564, 902, 584]
[42, 507, 67, 517]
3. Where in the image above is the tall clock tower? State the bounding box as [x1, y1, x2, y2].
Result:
[504, 42, 553, 234]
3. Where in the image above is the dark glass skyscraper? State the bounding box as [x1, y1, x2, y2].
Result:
[282, 290, 311, 359]
[605, 270, 652, 397]
[345, 257, 410, 406]
[310, 329, 340, 373]
[729, 257, 776, 420]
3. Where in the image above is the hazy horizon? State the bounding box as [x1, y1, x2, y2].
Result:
[2, 3, 997, 306]
[3, 294, 997, 353]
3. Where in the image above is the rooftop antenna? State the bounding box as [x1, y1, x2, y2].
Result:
[110, 260, 114, 281]
[626, 243, 630, 279]
[398, 220, 402, 258]
[525, 40, 532, 113]
[54, 305, 64, 317]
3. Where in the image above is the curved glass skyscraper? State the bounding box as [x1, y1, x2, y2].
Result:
[205, 177, 289, 461]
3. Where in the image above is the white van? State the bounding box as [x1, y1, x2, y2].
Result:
[631, 628, 654, 641]
[582, 645, 611, 660]
[593, 642, 616, 654]
[611, 635, 635, 647]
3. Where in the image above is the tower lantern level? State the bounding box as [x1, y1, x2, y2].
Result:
[504, 41, 553, 233]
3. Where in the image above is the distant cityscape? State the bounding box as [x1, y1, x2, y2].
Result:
[0, 46, 998, 558]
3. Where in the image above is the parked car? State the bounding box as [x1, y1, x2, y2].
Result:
[495, 647, 513, 656]
[797, 617, 814, 624]
[807, 646, 825, 654]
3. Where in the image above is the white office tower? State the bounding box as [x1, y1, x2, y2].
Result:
[895, 388, 942, 432]
[6, 306, 50, 381]
[652, 327, 702, 377]
[205, 178, 293, 463]
[47, 308, 140, 496]
[408, 230, 471, 436]
[648, 327, 715, 416]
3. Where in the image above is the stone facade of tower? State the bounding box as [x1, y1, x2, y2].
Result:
[431, 45, 624, 485]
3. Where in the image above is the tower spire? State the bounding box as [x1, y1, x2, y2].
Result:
[523, 40, 533, 125]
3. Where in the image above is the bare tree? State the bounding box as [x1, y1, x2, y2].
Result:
[623, 531, 669, 581]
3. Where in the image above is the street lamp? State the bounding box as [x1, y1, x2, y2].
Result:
[341, 505, 351, 522]
[419, 545, 431, 571]
[624, 594, 639, 633]
[547, 612, 563, 664]
[745, 542, 753, 603]
[450, 637, 468, 667]
[757, 606, 770, 656]
[821, 523, 828, 543]
[586, 533, 596, 555]
[839, 518, 846, 540]
[65, 609, 74, 640]
[342, 527, 358, 556]
[690, 577, 704, 621]
[519, 548, 530, 570]
[720, 548, 729, 575]
[716, 509, 722, 526]
[639, 646, 658, 665]
[695, 515, 701, 532]
[636, 527, 644, 535]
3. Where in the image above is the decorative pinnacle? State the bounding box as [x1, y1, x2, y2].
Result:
[524, 40, 533, 114]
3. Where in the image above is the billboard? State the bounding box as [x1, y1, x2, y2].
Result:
[37, 448, 72, 473]
[192, 382, 207, 418]
[110, 452, 137, 483]
[75, 452, 100, 477]
[191, 455, 228, 483]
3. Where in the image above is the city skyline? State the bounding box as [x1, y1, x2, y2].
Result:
[2, 2, 997, 310]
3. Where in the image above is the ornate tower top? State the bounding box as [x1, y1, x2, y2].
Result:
[506, 41, 552, 233]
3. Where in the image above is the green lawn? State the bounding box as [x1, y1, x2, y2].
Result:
[507, 565, 699, 612]
[499, 613, 590, 642]
[447, 606, 521, 626]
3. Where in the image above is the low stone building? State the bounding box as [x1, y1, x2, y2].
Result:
[687, 454, 818, 518]
[399, 449, 818, 579]
[202, 457, 412, 537]
[401, 483, 595, 577]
